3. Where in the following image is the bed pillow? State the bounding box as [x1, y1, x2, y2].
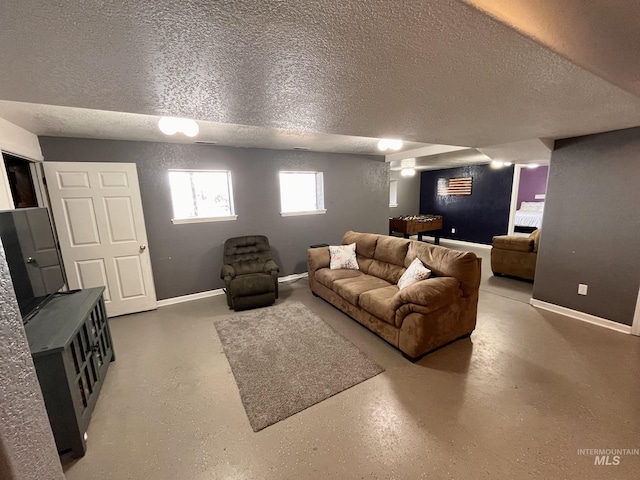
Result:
[397, 258, 432, 290]
[329, 243, 359, 270]
[520, 201, 544, 212]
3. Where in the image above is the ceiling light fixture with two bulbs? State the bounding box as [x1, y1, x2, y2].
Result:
[490, 160, 513, 169]
[377, 138, 403, 151]
[158, 117, 200, 137]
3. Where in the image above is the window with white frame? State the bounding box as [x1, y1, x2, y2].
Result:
[389, 180, 398, 207]
[278, 171, 326, 216]
[168, 169, 236, 224]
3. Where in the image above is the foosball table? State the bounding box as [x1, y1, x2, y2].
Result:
[389, 215, 444, 245]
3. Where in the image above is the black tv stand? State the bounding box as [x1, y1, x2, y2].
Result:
[25, 287, 114, 458]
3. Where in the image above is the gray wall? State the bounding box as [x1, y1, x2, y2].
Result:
[39, 138, 389, 300]
[0, 240, 65, 480]
[389, 170, 420, 218]
[533, 127, 640, 325]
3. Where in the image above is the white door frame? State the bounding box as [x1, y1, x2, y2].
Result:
[507, 165, 522, 235]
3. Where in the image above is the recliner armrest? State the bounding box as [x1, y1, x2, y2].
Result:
[492, 236, 534, 252]
[221, 264, 236, 281]
[264, 259, 279, 275]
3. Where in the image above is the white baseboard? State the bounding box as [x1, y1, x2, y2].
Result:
[279, 272, 309, 282]
[416, 235, 492, 250]
[529, 298, 632, 334]
[157, 272, 309, 307]
[157, 288, 225, 307]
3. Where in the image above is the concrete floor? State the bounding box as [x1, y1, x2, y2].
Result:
[63, 250, 640, 479]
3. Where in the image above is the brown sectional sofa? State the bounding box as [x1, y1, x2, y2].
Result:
[307, 231, 482, 359]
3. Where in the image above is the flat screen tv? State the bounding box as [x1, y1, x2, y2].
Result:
[0, 207, 66, 323]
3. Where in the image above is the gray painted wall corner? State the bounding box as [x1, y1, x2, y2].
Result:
[533, 127, 640, 325]
[0, 239, 64, 480]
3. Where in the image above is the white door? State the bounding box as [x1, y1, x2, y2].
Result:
[43, 162, 157, 317]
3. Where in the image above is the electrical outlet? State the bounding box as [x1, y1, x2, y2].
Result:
[451, 228, 456, 234]
[578, 284, 588, 295]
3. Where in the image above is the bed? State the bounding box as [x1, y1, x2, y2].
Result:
[515, 201, 544, 229]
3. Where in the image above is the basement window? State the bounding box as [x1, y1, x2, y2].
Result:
[279, 171, 326, 216]
[168, 170, 237, 224]
[390, 180, 398, 207]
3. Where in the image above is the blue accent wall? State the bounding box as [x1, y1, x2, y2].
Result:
[420, 164, 514, 245]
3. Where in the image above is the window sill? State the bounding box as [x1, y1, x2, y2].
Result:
[172, 215, 238, 225]
[389, 204, 398, 208]
[280, 209, 327, 217]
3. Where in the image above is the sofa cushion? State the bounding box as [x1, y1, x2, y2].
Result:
[407, 242, 481, 297]
[315, 268, 364, 289]
[397, 257, 432, 290]
[330, 243, 359, 270]
[333, 275, 392, 305]
[391, 277, 462, 310]
[492, 236, 534, 252]
[342, 231, 377, 258]
[374, 235, 410, 266]
[359, 285, 399, 325]
[366, 260, 406, 284]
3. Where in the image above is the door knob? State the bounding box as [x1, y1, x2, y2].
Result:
[140, 245, 146, 251]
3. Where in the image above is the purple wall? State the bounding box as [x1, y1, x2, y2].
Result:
[517, 165, 549, 208]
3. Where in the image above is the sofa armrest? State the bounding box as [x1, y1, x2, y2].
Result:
[307, 247, 330, 274]
[264, 259, 280, 275]
[391, 277, 462, 310]
[492, 236, 534, 252]
[220, 264, 236, 281]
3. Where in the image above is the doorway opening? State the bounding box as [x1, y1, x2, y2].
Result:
[3, 153, 38, 208]
[508, 164, 549, 236]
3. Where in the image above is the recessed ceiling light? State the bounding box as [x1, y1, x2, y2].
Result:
[491, 160, 504, 168]
[158, 117, 199, 137]
[400, 168, 416, 177]
[527, 163, 540, 169]
[504, 161, 513, 166]
[377, 138, 403, 151]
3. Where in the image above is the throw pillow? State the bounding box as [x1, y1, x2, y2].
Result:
[397, 257, 431, 290]
[329, 243, 359, 270]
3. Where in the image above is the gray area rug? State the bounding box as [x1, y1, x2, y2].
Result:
[214, 301, 384, 431]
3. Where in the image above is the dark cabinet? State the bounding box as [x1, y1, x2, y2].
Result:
[25, 287, 115, 458]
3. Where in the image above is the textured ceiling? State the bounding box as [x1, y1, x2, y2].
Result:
[0, 1, 639, 150]
[465, 0, 640, 98]
[0, 101, 430, 155]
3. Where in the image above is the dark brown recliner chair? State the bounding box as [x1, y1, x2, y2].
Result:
[491, 229, 541, 281]
[221, 235, 279, 311]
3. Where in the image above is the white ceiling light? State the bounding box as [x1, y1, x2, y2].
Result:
[377, 138, 403, 151]
[504, 161, 513, 166]
[400, 168, 416, 177]
[527, 163, 540, 169]
[490, 160, 504, 168]
[158, 117, 199, 137]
